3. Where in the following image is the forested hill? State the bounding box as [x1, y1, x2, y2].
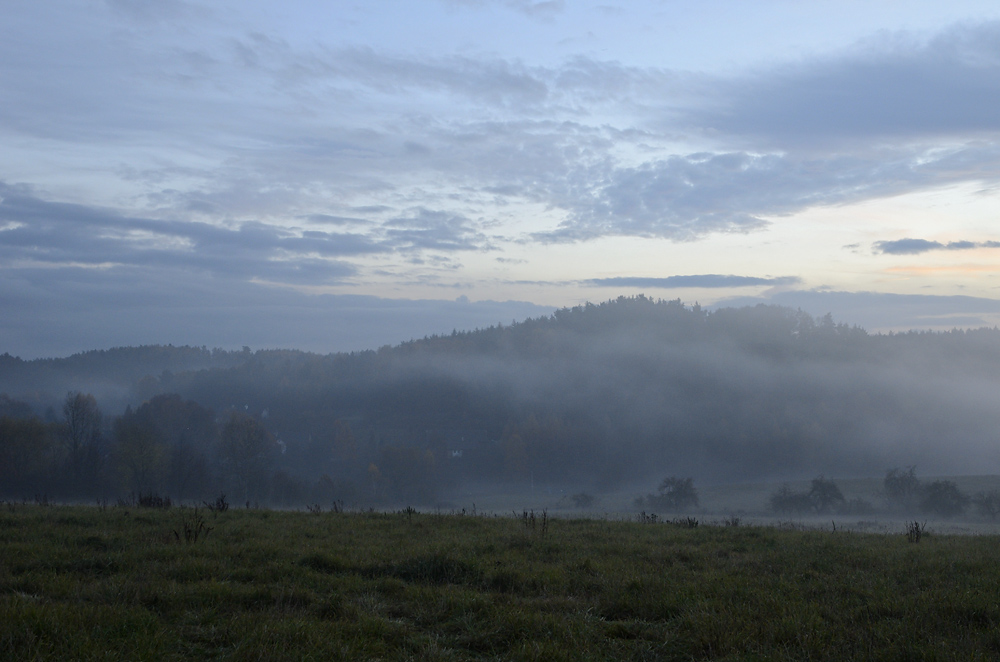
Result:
[0, 344, 247, 410]
[3, 296, 1000, 501]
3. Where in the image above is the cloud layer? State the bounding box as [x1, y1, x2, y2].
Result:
[7, 7, 1000, 245]
[873, 238, 1000, 255]
[586, 275, 800, 289]
[4, 3, 1000, 356]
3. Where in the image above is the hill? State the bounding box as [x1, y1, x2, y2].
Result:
[3, 296, 1000, 504]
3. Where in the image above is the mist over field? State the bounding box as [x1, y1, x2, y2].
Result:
[3, 296, 1000, 507]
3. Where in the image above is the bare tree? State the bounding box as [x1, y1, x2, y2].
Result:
[62, 392, 103, 494]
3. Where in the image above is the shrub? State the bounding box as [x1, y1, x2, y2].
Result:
[919, 480, 969, 518]
[973, 490, 1000, 520]
[137, 492, 171, 509]
[769, 485, 813, 515]
[808, 476, 845, 514]
[884, 467, 921, 512]
[203, 492, 229, 513]
[644, 476, 698, 511]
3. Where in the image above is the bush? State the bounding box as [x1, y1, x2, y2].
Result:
[769, 485, 813, 515]
[884, 467, 921, 512]
[919, 480, 969, 518]
[137, 492, 171, 509]
[644, 477, 698, 511]
[808, 476, 845, 514]
[973, 490, 1000, 520]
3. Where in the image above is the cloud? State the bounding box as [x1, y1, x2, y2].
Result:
[9, 9, 1000, 251]
[105, 0, 202, 24]
[0, 183, 498, 290]
[695, 21, 1000, 148]
[382, 208, 492, 252]
[303, 214, 371, 226]
[8, 4, 1000, 366]
[313, 47, 551, 107]
[873, 238, 1000, 255]
[190, 23, 1000, 244]
[25, 8, 1000, 247]
[0, 183, 364, 282]
[585, 275, 801, 288]
[440, 0, 565, 19]
[540, 144, 1000, 241]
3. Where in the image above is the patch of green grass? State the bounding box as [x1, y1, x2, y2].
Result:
[2, 505, 1000, 660]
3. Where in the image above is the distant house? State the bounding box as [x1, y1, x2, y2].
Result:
[429, 429, 490, 460]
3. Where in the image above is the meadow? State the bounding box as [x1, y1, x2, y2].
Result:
[2, 502, 1000, 661]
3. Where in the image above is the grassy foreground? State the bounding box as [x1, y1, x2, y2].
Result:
[2, 505, 1000, 661]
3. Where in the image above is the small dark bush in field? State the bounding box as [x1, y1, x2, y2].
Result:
[138, 492, 171, 509]
[973, 490, 1000, 520]
[906, 520, 925, 543]
[672, 516, 698, 528]
[919, 480, 969, 517]
[571, 492, 595, 508]
[306, 503, 323, 514]
[723, 516, 741, 527]
[203, 493, 229, 513]
[636, 511, 658, 524]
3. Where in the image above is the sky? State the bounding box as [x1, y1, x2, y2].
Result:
[4, 0, 1000, 358]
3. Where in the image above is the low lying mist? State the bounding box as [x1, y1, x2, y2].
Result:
[3, 296, 1000, 511]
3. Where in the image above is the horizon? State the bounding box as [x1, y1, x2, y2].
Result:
[7, 293, 1000, 362]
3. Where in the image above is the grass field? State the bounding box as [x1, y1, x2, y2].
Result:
[3, 503, 1000, 661]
